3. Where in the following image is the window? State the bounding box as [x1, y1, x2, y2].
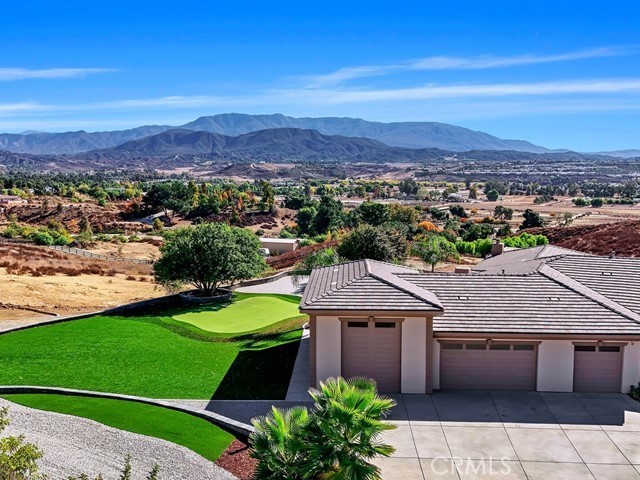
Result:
[375, 322, 396, 328]
[465, 343, 486, 350]
[575, 345, 596, 352]
[599, 346, 621, 353]
[347, 321, 368, 328]
[441, 343, 463, 350]
[513, 344, 535, 351]
[489, 344, 510, 351]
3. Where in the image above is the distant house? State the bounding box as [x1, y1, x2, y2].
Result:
[0, 195, 25, 206]
[259, 237, 300, 256]
[300, 246, 640, 394]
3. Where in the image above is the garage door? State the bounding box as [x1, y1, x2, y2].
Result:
[440, 342, 537, 390]
[341, 320, 401, 392]
[573, 345, 623, 392]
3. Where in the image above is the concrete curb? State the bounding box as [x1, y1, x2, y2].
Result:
[0, 385, 255, 438]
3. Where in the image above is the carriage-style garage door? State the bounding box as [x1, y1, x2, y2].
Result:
[440, 342, 538, 390]
[573, 345, 623, 392]
[341, 320, 401, 392]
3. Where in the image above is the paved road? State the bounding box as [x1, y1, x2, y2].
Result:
[375, 391, 640, 479]
[235, 275, 307, 296]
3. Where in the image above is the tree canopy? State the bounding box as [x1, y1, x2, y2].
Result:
[337, 224, 407, 263]
[154, 222, 266, 294]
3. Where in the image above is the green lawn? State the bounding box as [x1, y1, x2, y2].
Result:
[0, 293, 305, 399]
[172, 293, 301, 334]
[1, 394, 234, 461]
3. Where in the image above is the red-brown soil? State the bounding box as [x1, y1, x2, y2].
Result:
[528, 220, 640, 257]
[215, 439, 257, 480]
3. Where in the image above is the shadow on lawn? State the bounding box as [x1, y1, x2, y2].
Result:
[213, 340, 301, 400]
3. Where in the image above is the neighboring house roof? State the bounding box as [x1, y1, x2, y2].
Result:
[259, 238, 300, 244]
[300, 259, 444, 312]
[301, 248, 640, 336]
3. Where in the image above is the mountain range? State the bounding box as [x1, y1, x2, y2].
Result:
[0, 113, 551, 155]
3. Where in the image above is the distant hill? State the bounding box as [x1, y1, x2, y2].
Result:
[0, 113, 550, 154]
[592, 149, 640, 159]
[80, 128, 448, 164]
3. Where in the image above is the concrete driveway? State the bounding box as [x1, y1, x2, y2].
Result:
[376, 391, 640, 479]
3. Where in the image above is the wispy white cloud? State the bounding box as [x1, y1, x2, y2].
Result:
[0, 67, 117, 81]
[3, 78, 640, 126]
[304, 46, 638, 87]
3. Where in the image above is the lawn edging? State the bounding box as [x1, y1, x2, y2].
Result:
[0, 385, 255, 437]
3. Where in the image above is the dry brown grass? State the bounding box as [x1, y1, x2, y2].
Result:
[0, 244, 160, 320]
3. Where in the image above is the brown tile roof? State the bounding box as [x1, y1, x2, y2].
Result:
[300, 259, 443, 312]
[400, 272, 640, 335]
[301, 248, 640, 336]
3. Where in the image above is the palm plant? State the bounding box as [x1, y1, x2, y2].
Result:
[250, 377, 396, 480]
[301, 377, 396, 480]
[250, 406, 310, 480]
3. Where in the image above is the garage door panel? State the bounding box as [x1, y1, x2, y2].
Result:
[440, 343, 537, 391]
[341, 320, 401, 392]
[573, 346, 622, 392]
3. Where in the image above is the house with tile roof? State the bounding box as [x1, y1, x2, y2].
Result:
[299, 246, 640, 394]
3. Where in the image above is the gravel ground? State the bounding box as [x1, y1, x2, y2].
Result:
[0, 399, 237, 480]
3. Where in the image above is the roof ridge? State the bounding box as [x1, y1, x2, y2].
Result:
[369, 270, 444, 310]
[538, 264, 640, 324]
[306, 260, 368, 304]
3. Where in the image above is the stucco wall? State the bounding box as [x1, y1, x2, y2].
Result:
[536, 340, 575, 392]
[401, 317, 427, 394]
[314, 316, 341, 386]
[622, 342, 640, 393]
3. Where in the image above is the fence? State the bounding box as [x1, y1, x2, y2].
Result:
[0, 238, 154, 264]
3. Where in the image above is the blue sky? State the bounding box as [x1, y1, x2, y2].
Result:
[1, 1, 639, 151]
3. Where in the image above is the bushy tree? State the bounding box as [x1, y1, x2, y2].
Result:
[337, 224, 407, 262]
[486, 189, 500, 201]
[388, 203, 419, 225]
[449, 205, 467, 218]
[412, 235, 459, 272]
[296, 207, 318, 236]
[493, 205, 513, 220]
[313, 196, 345, 234]
[349, 201, 390, 227]
[591, 197, 603, 208]
[520, 209, 546, 230]
[398, 178, 419, 195]
[154, 222, 266, 294]
[251, 377, 396, 480]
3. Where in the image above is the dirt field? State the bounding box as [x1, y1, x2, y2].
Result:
[462, 195, 640, 230]
[0, 244, 161, 328]
[85, 240, 161, 260]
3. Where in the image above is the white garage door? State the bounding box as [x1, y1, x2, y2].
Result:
[573, 345, 623, 392]
[440, 342, 538, 390]
[341, 320, 401, 392]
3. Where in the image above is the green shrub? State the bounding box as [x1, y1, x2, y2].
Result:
[30, 231, 54, 245]
[251, 377, 396, 480]
[503, 233, 549, 249]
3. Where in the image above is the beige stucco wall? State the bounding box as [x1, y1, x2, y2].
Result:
[536, 340, 575, 392]
[401, 317, 427, 393]
[259, 239, 298, 253]
[622, 342, 640, 393]
[314, 316, 342, 386]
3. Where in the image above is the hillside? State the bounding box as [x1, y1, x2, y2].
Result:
[79, 127, 448, 164]
[529, 220, 640, 257]
[0, 113, 549, 154]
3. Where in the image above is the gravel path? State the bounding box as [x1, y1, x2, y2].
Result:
[0, 399, 237, 480]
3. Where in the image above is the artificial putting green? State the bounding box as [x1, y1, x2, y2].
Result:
[0, 293, 305, 399]
[1, 394, 234, 461]
[172, 293, 301, 334]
